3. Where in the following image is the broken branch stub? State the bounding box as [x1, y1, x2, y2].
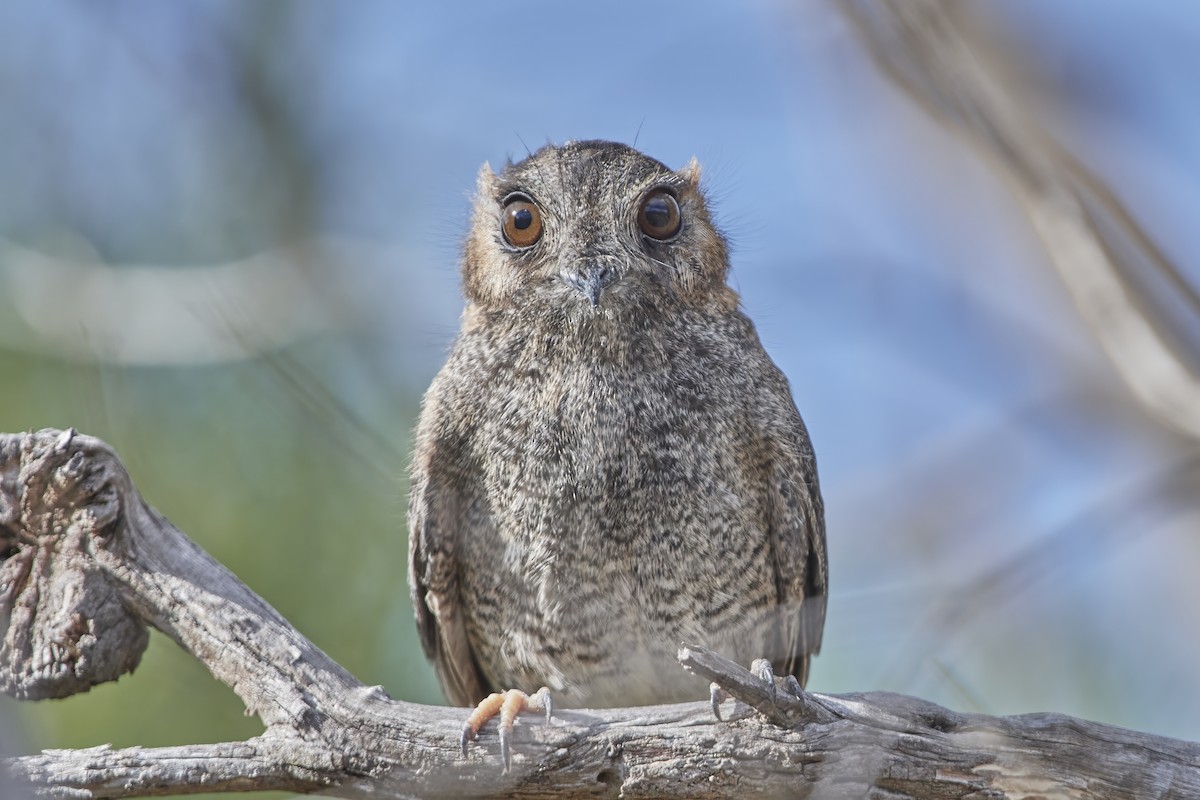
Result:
[0, 429, 149, 700]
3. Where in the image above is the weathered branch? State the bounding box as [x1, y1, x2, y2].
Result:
[1, 428, 1197, 799]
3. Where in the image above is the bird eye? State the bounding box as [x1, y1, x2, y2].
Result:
[637, 189, 681, 240]
[501, 195, 543, 248]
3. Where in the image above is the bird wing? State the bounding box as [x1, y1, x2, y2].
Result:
[407, 383, 489, 707]
[760, 369, 828, 688]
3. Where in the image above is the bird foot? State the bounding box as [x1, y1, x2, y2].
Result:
[754, 658, 805, 699]
[710, 658, 803, 722]
[460, 686, 553, 771]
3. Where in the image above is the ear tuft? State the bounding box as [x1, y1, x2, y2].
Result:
[476, 162, 498, 196]
[681, 156, 702, 187]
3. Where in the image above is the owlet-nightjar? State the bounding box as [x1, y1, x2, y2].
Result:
[407, 140, 827, 770]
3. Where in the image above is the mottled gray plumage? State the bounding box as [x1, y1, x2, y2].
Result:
[408, 140, 827, 710]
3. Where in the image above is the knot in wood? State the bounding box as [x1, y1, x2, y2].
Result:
[0, 429, 148, 700]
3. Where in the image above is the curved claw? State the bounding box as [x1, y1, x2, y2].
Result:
[460, 723, 476, 757]
[710, 681, 728, 721]
[499, 724, 513, 772]
[535, 686, 552, 724]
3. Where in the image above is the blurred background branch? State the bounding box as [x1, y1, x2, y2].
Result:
[843, 0, 1200, 441]
[0, 237, 332, 364]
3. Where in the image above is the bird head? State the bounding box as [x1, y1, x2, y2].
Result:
[461, 141, 736, 319]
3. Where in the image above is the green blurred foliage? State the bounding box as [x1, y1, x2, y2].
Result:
[0, 341, 443, 799]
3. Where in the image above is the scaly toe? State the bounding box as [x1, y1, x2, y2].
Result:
[462, 692, 505, 756]
[751, 658, 778, 702]
[460, 687, 554, 772]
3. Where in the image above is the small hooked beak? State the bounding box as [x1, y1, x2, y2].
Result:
[560, 264, 618, 307]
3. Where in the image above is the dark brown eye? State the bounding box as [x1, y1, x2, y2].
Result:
[637, 189, 681, 240]
[501, 195, 543, 248]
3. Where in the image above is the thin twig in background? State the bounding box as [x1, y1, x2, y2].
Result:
[841, 0, 1200, 442]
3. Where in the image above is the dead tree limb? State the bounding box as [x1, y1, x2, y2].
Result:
[0, 428, 1197, 799]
